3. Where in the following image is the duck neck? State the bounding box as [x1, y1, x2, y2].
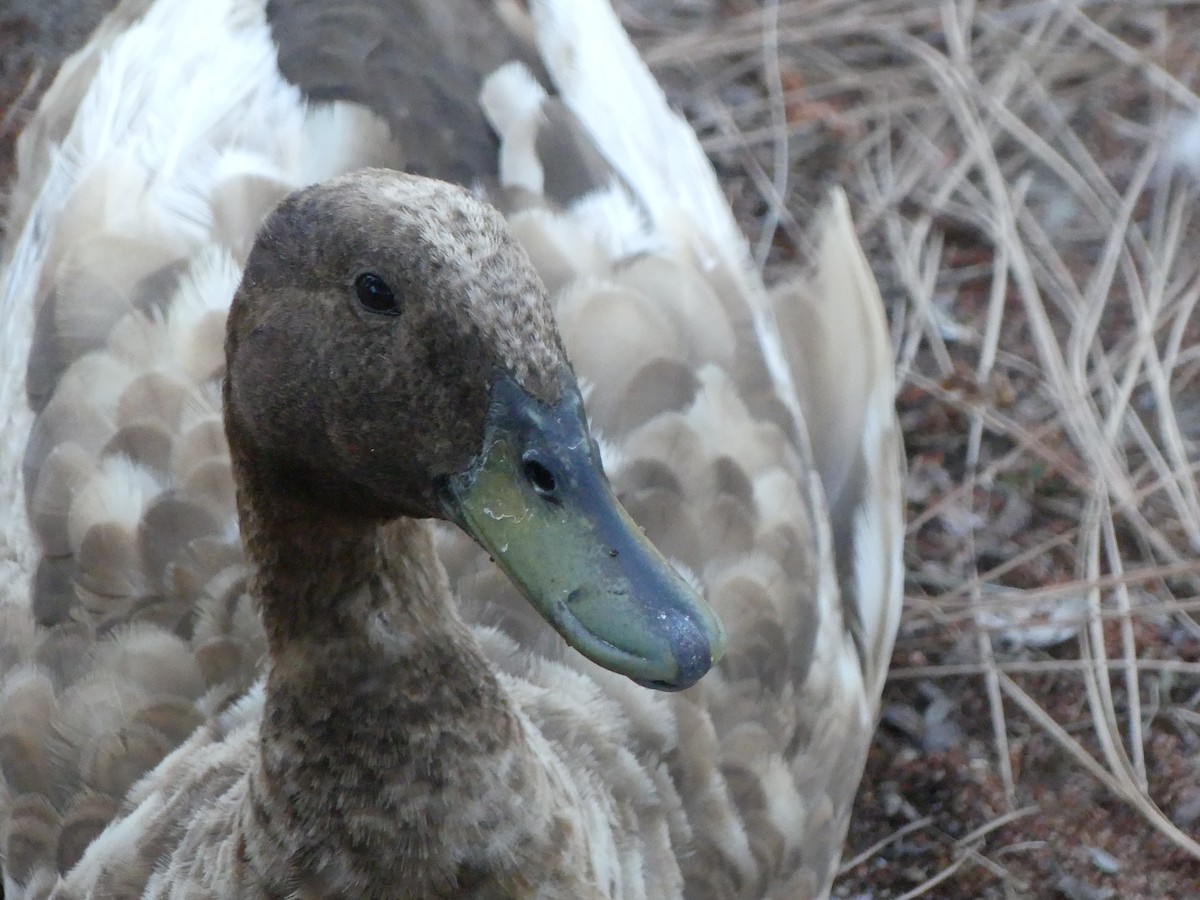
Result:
[236, 480, 553, 894]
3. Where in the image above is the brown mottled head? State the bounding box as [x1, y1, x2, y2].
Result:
[225, 169, 723, 690]
[224, 169, 569, 520]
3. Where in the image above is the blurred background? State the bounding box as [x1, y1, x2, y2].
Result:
[4, 1, 1199, 896]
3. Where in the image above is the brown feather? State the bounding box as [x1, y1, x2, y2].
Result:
[29, 443, 96, 556]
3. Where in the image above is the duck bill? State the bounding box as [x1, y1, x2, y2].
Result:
[441, 372, 725, 691]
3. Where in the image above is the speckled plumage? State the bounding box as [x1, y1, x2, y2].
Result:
[0, 0, 904, 897]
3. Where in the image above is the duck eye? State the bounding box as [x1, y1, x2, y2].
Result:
[354, 272, 400, 316]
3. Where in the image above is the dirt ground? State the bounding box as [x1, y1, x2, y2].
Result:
[631, 3, 1200, 896]
[4, 1, 1200, 898]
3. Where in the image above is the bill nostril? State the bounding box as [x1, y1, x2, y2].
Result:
[522, 457, 557, 497]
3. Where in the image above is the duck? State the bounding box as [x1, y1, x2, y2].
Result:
[0, 0, 904, 897]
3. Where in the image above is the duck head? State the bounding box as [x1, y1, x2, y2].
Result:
[224, 169, 724, 690]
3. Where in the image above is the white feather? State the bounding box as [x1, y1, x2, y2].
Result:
[481, 62, 550, 195]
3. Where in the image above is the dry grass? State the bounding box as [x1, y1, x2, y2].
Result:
[625, 0, 1200, 895]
